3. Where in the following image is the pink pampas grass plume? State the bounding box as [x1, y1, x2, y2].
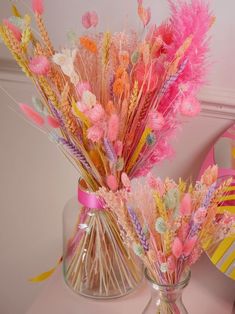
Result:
[108, 114, 119, 142]
[114, 140, 123, 156]
[172, 237, 183, 259]
[19, 103, 44, 126]
[179, 193, 192, 215]
[32, 0, 44, 15]
[183, 236, 197, 256]
[3, 19, 22, 41]
[29, 56, 50, 75]
[47, 116, 60, 128]
[106, 175, 118, 191]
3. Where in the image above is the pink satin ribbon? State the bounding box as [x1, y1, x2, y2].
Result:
[77, 186, 105, 209]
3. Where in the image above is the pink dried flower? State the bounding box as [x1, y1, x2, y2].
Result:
[47, 115, 60, 128]
[179, 193, 192, 215]
[148, 111, 165, 131]
[108, 114, 119, 142]
[114, 140, 123, 156]
[180, 97, 201, 117]
[193, 207, 207, 224]
[172, 237, 183, 259]
[167, 255, 176, 272]
[178, 223, 190, 242]
[183, 235, 198, 257]
[134, 62, 158, 93]
[82, 11, 98, 29]
[3, 19, 22, 41]
[86, 104, 105, 123]
[90, 11, 99, 27]
[32, 0, 44, 15]
[87, 124, 103, 142]
[106, 175, 118, 191]
[76, 82, 91, 97]
[76, 101, 90, 114]
[138, 1, 151, 27]
[121, 172, 131, 189]
[201, 165, 218, 186]
[147, 173, 165, 195]
[19, 103, 44, 126]
[29, 56, 50, 75]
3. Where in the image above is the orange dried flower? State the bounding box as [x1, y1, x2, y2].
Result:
[79, 36, 97, 53]
[119, 50, 129, 69]
[113, 78, 124, 96]
[116, 66, 125, 79]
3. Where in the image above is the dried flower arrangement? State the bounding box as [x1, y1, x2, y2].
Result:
[99, 166, 235, 307]
[0, 0, 214, 298]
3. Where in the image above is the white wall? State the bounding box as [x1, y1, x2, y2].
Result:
[0, 1, 235, 313]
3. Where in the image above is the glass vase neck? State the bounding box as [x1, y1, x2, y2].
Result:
[143, 269, 191, 314]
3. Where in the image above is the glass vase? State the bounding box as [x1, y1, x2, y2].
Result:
[63, 188, 143, 299]
[143, 269, 191, 314]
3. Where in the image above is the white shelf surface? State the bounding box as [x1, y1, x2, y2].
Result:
[26, 255, 235, 314]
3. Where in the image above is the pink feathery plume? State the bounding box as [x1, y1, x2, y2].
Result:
[3, 19, 22, 41]
[167, 0, 213, 90]
[32, 0, 44, 15]
[19, 103, 45, 126]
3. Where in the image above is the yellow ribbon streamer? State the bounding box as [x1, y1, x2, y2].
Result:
[29, 256, 63, 282]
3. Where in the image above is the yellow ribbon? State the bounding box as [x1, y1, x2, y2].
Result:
[29, 256, 63, 282]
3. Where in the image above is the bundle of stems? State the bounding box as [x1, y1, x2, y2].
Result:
[0, 0, 214, 297]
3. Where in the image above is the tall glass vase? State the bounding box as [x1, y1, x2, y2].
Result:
[63, 186, 143, 299]
[143, 269, 191, 314]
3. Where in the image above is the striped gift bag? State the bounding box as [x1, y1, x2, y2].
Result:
[199, 124, 235, 280]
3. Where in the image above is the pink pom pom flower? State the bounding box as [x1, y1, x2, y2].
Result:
[82, 11, 99, 29]
[86, 104, 105, 123]
[76, 82, 91, 97]
[32, 0, 44, 15]
[172, 237, 183, 259]
[180, 97, 201, 117]
[19, 103, 44, 126]
[87, 124, 103, 142]
[3, 19, 22, 41]
[29, 56, 50, 75]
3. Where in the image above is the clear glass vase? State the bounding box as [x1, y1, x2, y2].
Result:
[63, 192, 143, 299]
[143, 269, 191, 314]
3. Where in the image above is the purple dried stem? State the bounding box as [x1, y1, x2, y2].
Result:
[58, 137, 92, 173]
[160, 59, 188, 96]
[201, 182, 217, 208]
[128, 207, 149, 252]
[103, 137, 117, 163]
